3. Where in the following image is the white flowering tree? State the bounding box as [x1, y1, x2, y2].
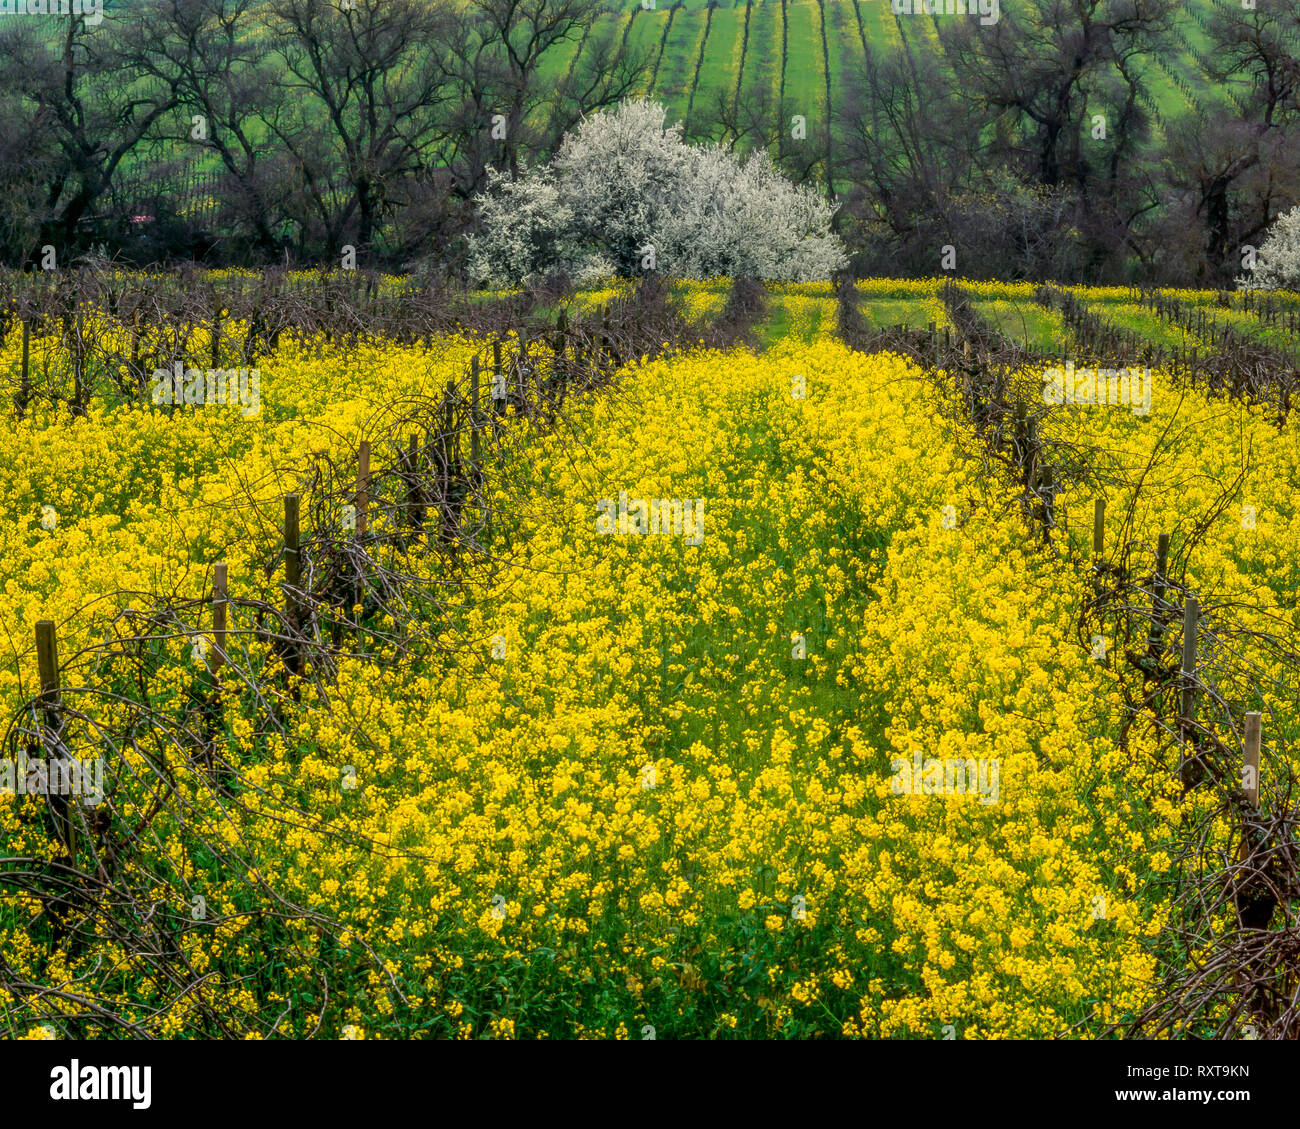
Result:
[1238, 205, 1300, 291]
[551, 99, 690, 278]
[657, 144, 847, 280]
[467, 167, 576, 287]
[468, 99, 846, 285]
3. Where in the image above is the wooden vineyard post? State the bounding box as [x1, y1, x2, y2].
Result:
[34, 620, 75, 859]
[284, 494, 301, 676]
[356, 440, 370, 537]
[130, 309, 143, 390]
[1146, 533, 1171, 660]
[1243, 711, 1261, 810]
[19, 316, 30, 412]
[448, 377, 459, 474]
[1038, 466, 1054, 541]
[1093, 498, 1105, 558]
[406, 433, 424, 537]
[212, 562, 228, 674]
[1023, 413, 1039, 490]
[35, 620, 60, 732]
[403, 433, 414, 534]
[1179, 594, 1199, 787]
[72, 306, 85, 409]
[516, 331, 529, 417]
[204, 562, 229, 774]
[492, 340, 504, 435]
[469, 355, 481, 489]
[284, 495, 300, 607]
[437, 382, 458, 551]
[1229, 703, 1274, 966]
[353, 441, 370, 645]
[553, 312, 566, 409]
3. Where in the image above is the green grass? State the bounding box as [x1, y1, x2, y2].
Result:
[860, 298, 938, 330]
[1081, 302, 1211, 352]
[973, 300, 1070, 352]
[689, 4, 745, 137]
[857, 0, 902, 49]
[531, 0, 1253, 183]
[782, 0, 825, 125]
[659, 3, 711, 110]
[1140, 299, 1300, 363]
[742, 0, 781, 113]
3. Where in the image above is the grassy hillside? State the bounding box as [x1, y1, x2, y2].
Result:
[571, 0, 1242, 143]
[81, 0, 1274, 239]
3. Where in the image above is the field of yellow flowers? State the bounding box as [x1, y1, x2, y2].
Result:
[2, 287, 1296, 1039]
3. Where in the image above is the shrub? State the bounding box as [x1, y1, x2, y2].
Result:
[1238, 205, 1300, 291]
[467, 167, 576, 288]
